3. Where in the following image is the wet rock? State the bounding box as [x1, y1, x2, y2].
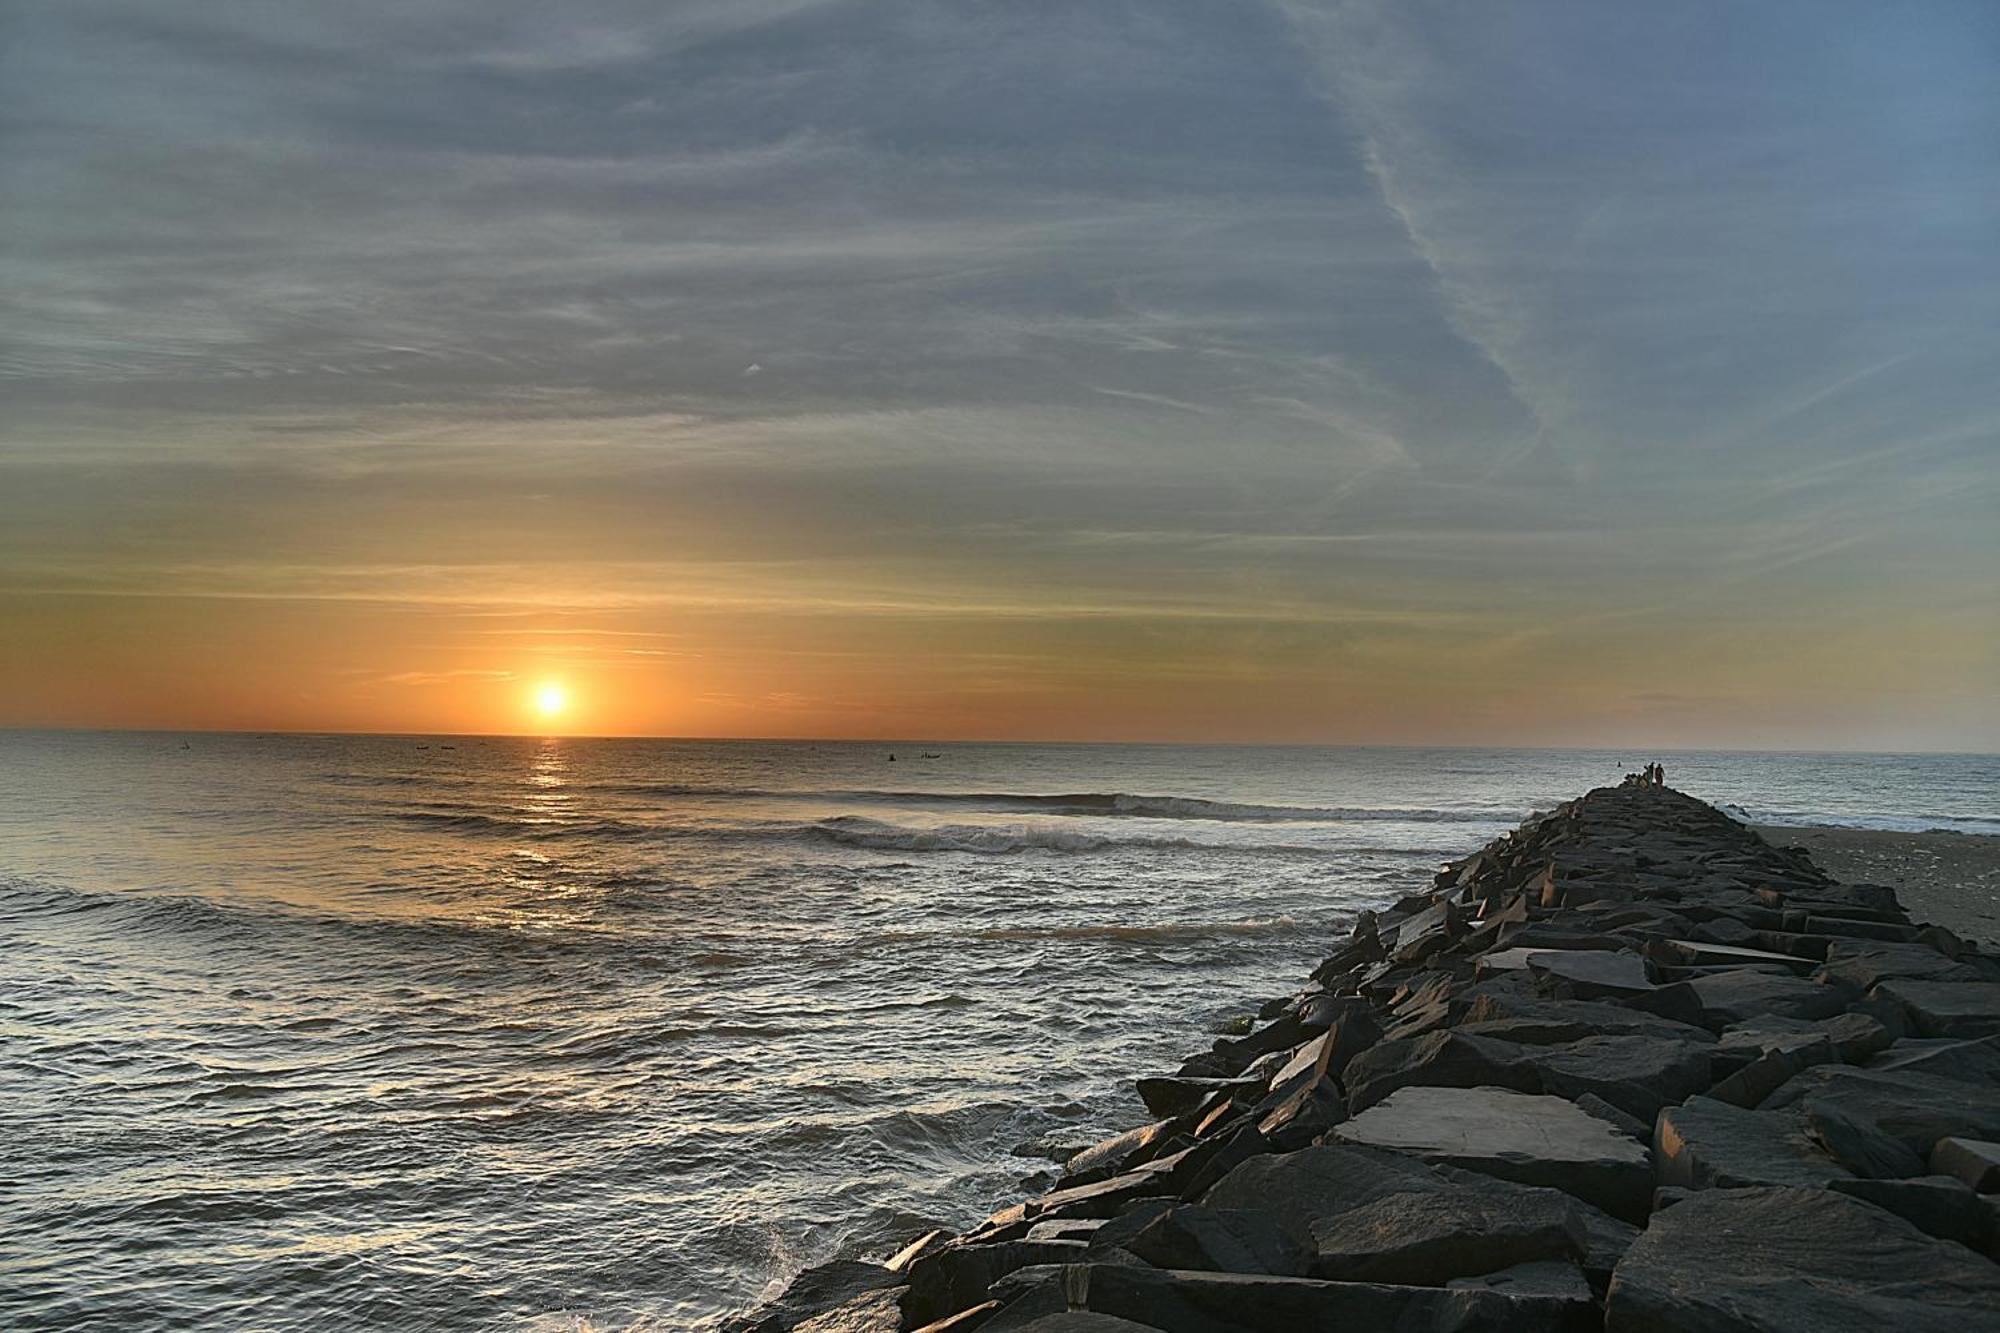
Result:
[1829, 1174, 1988, 1248]
[1933, 1137, 2000, 1192]
[1065, 1121, 1185, 1183]
[1133, 1077, 1258, 1120]
[1653, 1095, 1850, 1190]
[791, 1288, 905, 1333]
[889, 1230, 954, 1274]
[1121, 1205, 1308, 1277]
[1872, 979, 2000, 1039]
[903, 1241, 1088, 1327]
[1307, 1185, 1588, 1285]
[1604, 1185, 2000, 1332]
[1335, 1085, 1653, 1221]
[726, 1261, 904, 1333]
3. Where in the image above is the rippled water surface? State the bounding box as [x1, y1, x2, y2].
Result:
[3, 734, 1994, 1330]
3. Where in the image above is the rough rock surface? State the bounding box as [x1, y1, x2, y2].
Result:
[1337, 1085, 1653, 1220]
[1604, 1186, 2000, 1331]
[732, 782, 2000, 1331]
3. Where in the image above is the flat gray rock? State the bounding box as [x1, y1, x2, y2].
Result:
[1818, 941, 1992, 990]
[1873, 979, 2000, 1039]
[1654, 1095, 1851, 1190]
[1478, 947, 1652, 994]
[1604, 1186, 2000, 1332]
[1862, 1034, 2000, 1085]
[1122, 1205, 1307, 1277]
[1706, 1032, 1835, 1108]
[1460, 993, 1715, 1044]
[1335, 1085, 1652, 1221]
[1523, 1033, 1713, 1121]
[1309, 1186, 1587, 1285]
[1341, 1030, 1541, 1112]
[1198, 1142, 1447, 1240]
[1685, 969, 1851, 1027]
[1760, 1064, 2000, 1155]
[1829, 1174, 1988, 1248]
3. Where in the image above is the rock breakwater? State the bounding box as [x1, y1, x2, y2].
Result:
[728, 782, 2000, 1332]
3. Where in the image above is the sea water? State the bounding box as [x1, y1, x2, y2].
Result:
[2, 733, 1994, 1329]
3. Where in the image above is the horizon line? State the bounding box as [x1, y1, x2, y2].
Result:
[1, 723, 1993, 760]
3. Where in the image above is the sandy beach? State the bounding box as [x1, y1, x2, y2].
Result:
[1757, 824, 2000, 946]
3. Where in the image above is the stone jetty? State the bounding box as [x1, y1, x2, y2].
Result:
[729, 782, 2000, 1332]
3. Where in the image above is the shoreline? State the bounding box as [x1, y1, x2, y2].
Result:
[733, 782, 2000, 1331]
[1756, 824, 2000, 946]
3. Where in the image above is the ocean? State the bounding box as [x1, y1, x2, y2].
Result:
[3, 733, 1995, 1330]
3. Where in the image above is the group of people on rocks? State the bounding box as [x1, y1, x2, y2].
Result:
[1624, 762, 1667, 788]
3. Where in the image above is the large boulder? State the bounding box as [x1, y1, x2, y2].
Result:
[726, 1261, 902, 1333]
[1683, 969, 1851, 1028]
[1341, 1031, 1539, 1112]
[1604, 1186, 2000, 1331]
[1521, 1033, 1713, 1122]
[1862, 1034, 2000, 1085]
[1653, 1096, 1850, 1190]
[1308, 1186, 1589, 1285]
[903, 1241, 1088, 1327]
[1334, 1085, 1653, 1221]
[1829, 1175, 1990, 1249]
[1760, 1065, 2000, 1156]
[1705, 1033, 1835, 1109]
[1120, 1205, 1308, 1277]
[1933, 1137, 2000, 1192]
[791, 1290, 904, 1333]
[1198, 1143, 1446, 1240]
[1459, 993, 1715, 1045]
[1872, 980, 2000, 1039]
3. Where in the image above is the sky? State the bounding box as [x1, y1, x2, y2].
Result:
[2, 1, 1997, 747]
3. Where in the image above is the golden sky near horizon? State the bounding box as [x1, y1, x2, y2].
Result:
[4, 3, 1997, 747]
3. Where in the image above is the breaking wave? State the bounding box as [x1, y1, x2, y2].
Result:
[806, 816, 1333, 857]
[607, 784, 1505, 824]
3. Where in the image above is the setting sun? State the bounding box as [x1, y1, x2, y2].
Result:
[533, 682, 568, 720]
